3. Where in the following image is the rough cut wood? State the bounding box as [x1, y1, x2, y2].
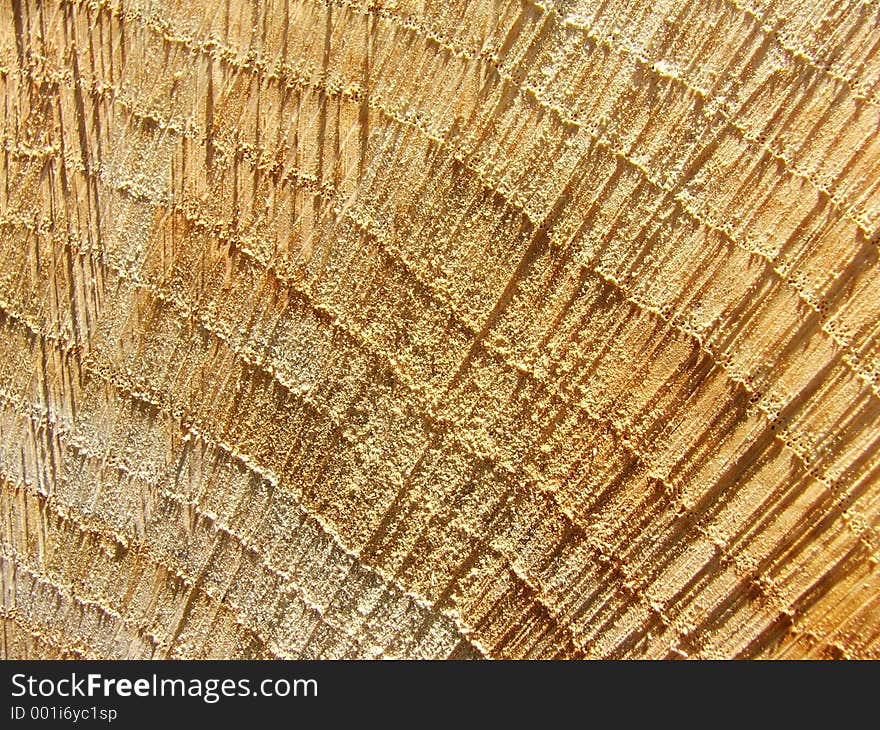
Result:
[1, 0, 879, 660]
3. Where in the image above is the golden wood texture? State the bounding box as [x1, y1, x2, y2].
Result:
[1, 0, 879, 659]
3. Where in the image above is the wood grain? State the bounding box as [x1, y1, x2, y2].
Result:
[1, 0, 878, 659]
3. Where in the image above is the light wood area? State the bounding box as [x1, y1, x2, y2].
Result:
[1, 0, 879, 659]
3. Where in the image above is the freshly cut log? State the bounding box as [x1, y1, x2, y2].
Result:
[1, 0, 878, 659]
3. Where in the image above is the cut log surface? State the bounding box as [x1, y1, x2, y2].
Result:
[1, 0, 879, 660]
